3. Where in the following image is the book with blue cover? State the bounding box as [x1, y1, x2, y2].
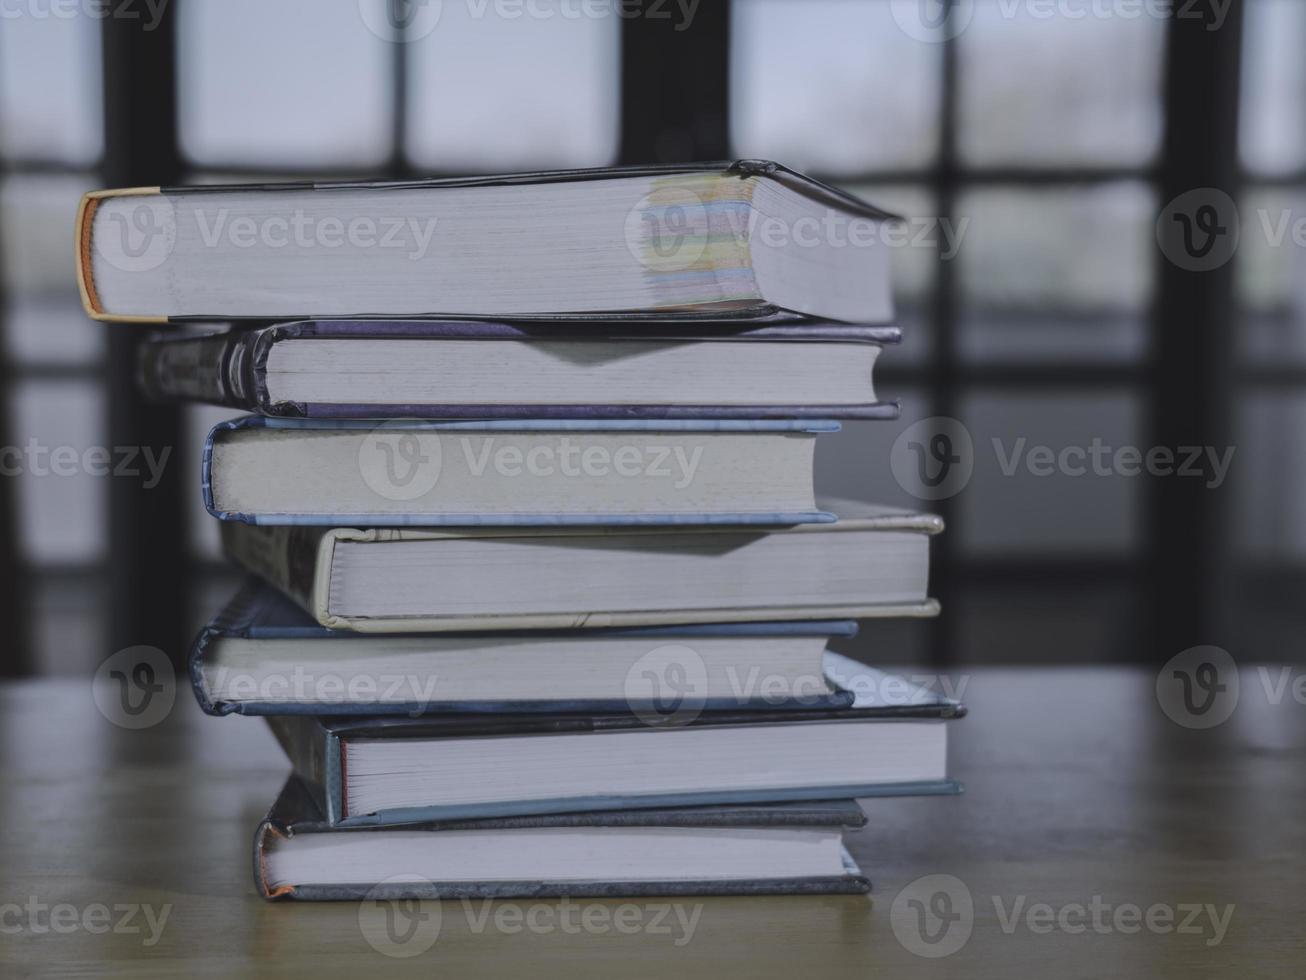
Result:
[255, 776, 874, 901]
[138, 319, 901, 420]
[265, 658, 964, 827]
[203, 416, 839, 527]
[190, 579, 861, 717]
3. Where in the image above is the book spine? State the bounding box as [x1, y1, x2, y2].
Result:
[264, 716, 339, 823]
[76, 187, 170, 324]
[137, 330, 261, 409]
[220, 524, 325, 621]
[264, 876, 871, 902]
[186, 624, 228, 716]
[252, 819, 294, 900]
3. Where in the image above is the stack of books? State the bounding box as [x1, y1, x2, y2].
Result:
[78, 161, 964, 901]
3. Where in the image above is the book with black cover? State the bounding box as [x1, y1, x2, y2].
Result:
[266, 659, 964, 826]
[138, 319, 902, 420]
[255, 776, 873, 901]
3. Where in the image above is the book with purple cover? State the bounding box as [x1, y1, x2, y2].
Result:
[138, 319, 901, 420]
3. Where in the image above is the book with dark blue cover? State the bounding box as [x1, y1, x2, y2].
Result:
[202, 415, 841, 527]
[139, 318, 902, 420]
[191, 579, 860, 717]
[266, 659, 965, 827]
[255, 776, 873, 900]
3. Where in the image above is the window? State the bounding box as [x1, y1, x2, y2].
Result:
[0, 0, 626, 674]
[0, 9, 104, 675]
[732, 0, 1170, 663]
[0, 0, 1269, 671]
[1233, 0, 1306, 660]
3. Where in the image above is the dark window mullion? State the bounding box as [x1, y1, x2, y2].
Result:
[101, 7, 190, 671]
[1147, 2, 1244, 659]
[389, 13, 411, 178]
[924, 17, 962, 668]
[0, 171, 31, 675]
[880, 366, 1146, 389]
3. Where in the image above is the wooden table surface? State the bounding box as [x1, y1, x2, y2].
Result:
[3, 666, 1304, 978]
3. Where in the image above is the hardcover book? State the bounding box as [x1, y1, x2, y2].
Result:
[190, 579, 861, 716]
[255, 776, 873, 900]
[138, 319, 901, 420]
[76, 161, 896, 323]
[266, 659, 964, 826]
[203, 416, 839, 527]
[220, 502, 942, 632]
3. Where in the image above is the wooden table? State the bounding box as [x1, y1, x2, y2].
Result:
[3, 667, 1304, 978]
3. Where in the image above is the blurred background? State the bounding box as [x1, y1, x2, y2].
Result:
[0, 0, 1292, 675]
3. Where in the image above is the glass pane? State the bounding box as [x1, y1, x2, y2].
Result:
[842, 184, 936, 363]
[180, 0, 392, 167]
[731, 0, 941, 173]
[1240, 0, 1306, 176]
[1, 174, 95, 296]
[953, 582, 1141, 663]
[30, 575, 105, 675]
[957, 184, 1153, 362]
[0, 9, 101, 163]
[9, 380, 107, 564]
[1, 175, 102, 366]
[959, 5, 1164, 166]
[955, 392, 1142, 557]
[1235, 390, 1306, 562]
[406, 0, 618, 171]
[1236, 187, 1306, 363]
[4, 297, 103, 366]
[831, 618, 931, 669]
[186, 171, 359, 186]
[1229, 565, 1306, 666]
[815, 387, 933, 510]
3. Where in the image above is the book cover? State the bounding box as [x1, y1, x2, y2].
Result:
[77, 160, 898, 323]
[266, 657, 965, 827]
[255, 776, 872, 900]
[138, 318, 902, 420]
[201, 415, 841, 527]
[190, 578, 860, 717]
[220, 503, 943, 633]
